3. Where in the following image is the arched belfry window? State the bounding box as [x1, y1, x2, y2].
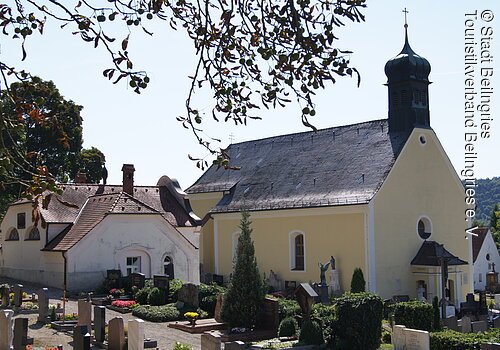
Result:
[26, 227, 40, 240]
[289, 231, 305, 271]
[6, 228, 19, 241]
[163, 256, 174, 279]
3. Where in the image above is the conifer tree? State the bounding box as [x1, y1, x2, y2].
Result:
[221, 211, 265, 328]
[350, 267, 366, 293]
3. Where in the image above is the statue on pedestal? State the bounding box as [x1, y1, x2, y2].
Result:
[318, 261, 330, 285]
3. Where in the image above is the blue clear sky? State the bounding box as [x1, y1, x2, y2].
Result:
[1, 0, 499, 189]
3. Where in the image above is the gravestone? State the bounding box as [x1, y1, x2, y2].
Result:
[472, 320, 488, 333]
[0, 309, 14, 350]
[214, 294, 225, 323]
[328, 269, 341, 296]
[73, 325, 91, 350]
[178, 283, 199, 308]
[443, 316, 458, 331]
[13, 284, 23, 308]
[108, 317, 125, 350]
[212, 274, 223, 286]
[153, 275, 169, 290]
[224, 341, 245, 350]
[495, 294, 500, 307]
[129, 273, 146, 289]
[259, 298, 279, 331]
[201, 332, 221, 350]
[461, 315, 472, 333]
[392, 325, 406, 350]
[493, 316, 500, 329]
[295, 283, 318, 319]
[479, 291, 488, 315]
[94, 306, 106, 344]
[37, 288, 49, 323]
[1, 286, 9, 307]
[77, 299, 92, 329]
[13, 318, 32, 350]
[481, 343, 500, 350]
[267, 270, 282, 291]
[128, 319, 145, 350]
[404, 328, 430, 350]
[446, 305, 455, 318]
[107, 269, 122, 289]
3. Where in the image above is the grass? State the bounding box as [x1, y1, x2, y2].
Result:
[379, 344, 394, 350]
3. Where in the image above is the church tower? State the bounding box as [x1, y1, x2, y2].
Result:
[385, 21, 431, 132]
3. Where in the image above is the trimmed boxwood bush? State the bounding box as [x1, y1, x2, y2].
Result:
[132, 305, 180, 322]
[299, 319, 324, 345]
[332, 292, 383, 350]
[277, 298, 301, 320]
[429, 329, 500, 350]
[135, 287, 151, 305]
[198, 283, 226, 317]
[148, 287, 167, 306]
[278, 316, 299, 337]
[394, 300, 433, 331]
[169, 279, 183, 301]
[350, 268, 366, 293]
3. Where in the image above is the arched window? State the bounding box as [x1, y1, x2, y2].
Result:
[26, 227, 40, 240]
[163, 256, 174, 279]
[6, 228, 19, 241]
[289, 231, 305, 271]
[417, 216, 432, 240]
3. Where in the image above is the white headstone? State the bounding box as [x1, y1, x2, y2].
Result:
[462, 315, 472, 333]
[404, 328, 430, 350]
[201, 332, 221, 350]
[0, 310, 14, 350]
[328, 270, 342, 295]
[77, 300, 92, 329]
[392, 325, 406, 350]
[128, 319, 145, 350]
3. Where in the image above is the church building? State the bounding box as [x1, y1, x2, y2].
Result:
[186, 25, 472, 306]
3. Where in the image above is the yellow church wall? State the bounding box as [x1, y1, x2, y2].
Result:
[213, 207, 367, 290]
[188, 192, 224, 274]
[373, 128, 470, 302]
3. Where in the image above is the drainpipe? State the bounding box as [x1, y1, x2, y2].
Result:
[62, 251, 67, 323]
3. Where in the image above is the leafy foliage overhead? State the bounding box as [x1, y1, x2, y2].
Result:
[0, 0, 366, 174]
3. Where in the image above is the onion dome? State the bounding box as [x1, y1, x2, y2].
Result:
[385, 26, 431, 82]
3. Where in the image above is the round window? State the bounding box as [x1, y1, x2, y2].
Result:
[417, 217, 432, 240]
[486, 254, 491, 261]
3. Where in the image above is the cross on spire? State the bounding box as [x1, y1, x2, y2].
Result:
[403, 8, 409, 28]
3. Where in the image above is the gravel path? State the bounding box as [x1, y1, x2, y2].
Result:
[0, 277, 202, 349]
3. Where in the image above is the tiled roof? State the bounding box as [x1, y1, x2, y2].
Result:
[472, 227, 490, 263]
[186, 119, 410, 212]
[411, 241, 468, 266]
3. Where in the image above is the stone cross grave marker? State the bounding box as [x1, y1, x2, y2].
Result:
[13, 284, 23, 308]
[201, 332, 221, 350]
[77, 299, 92, 329]
[0, 309, 14, 350]
[94, 306, 106, 344]
[37, 288, 49, 323]
[404, 328, 430, 350]
[128, 319, 145, 350]
[108, 317, 125, 350]
[73, 325, 91, 350]
[392, 325, 406, 350]
[13, 318, 32, 350]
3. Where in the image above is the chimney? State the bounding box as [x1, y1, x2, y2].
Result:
[74, 172, 87, 184]
[122, 164, 135, 195]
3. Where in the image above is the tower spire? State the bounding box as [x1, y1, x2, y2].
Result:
[403, 8, 409, 45]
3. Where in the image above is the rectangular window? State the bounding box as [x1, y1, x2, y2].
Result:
[17, 213, 26, 229]
[126, 256, 141, 275]
[479, 273, 482, 283]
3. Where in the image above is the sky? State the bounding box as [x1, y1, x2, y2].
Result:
[1, 0, 499, 189]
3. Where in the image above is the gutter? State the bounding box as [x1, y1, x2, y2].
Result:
[62, 251, 67, 322]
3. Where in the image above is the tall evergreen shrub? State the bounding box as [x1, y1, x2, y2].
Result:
[350, 267, 366, 293]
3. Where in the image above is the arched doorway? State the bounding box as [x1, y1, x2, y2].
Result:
[163, 256, 174, 279]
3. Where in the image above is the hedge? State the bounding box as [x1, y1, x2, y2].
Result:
[198, 283, 226, 317]
[132, 305, 180, 322]
[394, 300, 433, 331]
[429, 329, 500, 350]
[277, 298, 301, 320]
[331, 293, 383, 350]
[278, 316, 299, 337]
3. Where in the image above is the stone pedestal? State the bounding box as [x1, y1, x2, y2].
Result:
[13, 318, 32, 350]
[318, 284, 329, 304]
[108, 317, 125, 350]
[13, 285, 23, 308]
[328, 270, 341, 296]
[201, 332, 221, 350]
[94, 306, 106, 344]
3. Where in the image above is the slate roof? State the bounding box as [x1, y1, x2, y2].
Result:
[186, 119, 410, 213]
[411, 241, 468, 266]
[472, 227, 490, 263]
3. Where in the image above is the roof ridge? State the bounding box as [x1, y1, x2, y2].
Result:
[226, 118, 387, 148]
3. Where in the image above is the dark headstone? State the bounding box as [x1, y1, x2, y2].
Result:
[479, 291, 488, 315]
[178, 283, 199, 308]
[129, 272, 146, 289]
[1, 286, 10, 307]
[94, 306, 106, 344]
[493, 316, 500, 329]
[392, 295, 410, 303]
[153, 275, 170, 290]
[13, 284, 23, 307]
[259, 297, 279, 331]
[224, 341, 246, 350]
[107, 269, 122, 289]
[481, 343, 500, 350]
[13, 318, 32, 350]
[73, 325, 91, 350]
[214, 294, 225, 323]
[443, 316, 458, 331]
[212, 274, 224, 286]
